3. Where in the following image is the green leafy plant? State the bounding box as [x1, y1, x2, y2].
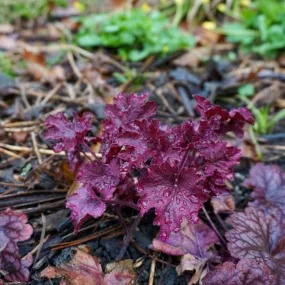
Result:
[0, 0, 67, 24]
[242, 97, 285, 135]
[0, 53, 15, 77]
[221, 0, 285, 57]
[75, 9, 195, 62]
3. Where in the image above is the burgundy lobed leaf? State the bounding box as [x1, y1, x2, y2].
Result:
[137, 161, 209, 241]
[103, 93, 156, 131]
[0, 208, 33, 282]
[197, 141, 241, 180]
[195, 95, 254, 138]
[66, 186, 106, 233]
[77, 159, 120, 200]
[44, 111, 93, 171]
[244, 163, 285, 218]
[202, 259, 274, 285]
[226, 207, 285, 285]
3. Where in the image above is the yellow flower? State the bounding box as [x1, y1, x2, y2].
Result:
[241, 0, 251, 7]
[162, 45, 169, 53]
[217, 3, 226, 12]
[202, 21, 216, 30]
[74, 1, 85, 12]
[175, 0, 184, 5]
[141, 3, 151, 13]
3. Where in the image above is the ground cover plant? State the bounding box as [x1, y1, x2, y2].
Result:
[221, 0, 285, 57]
[75, 9, 195, 61]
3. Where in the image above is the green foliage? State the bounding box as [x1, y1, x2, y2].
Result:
[238, 83, 255, 97]
[0, 0, 67, 24]
[0, 53, 15, 77]
[75, 9, 195, 62]
[222, 0, 285, 57]
[242, 97, 285, 135]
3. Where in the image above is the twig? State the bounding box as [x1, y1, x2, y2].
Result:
[31, 132, 42, 164]
[33, 214, 47, 267]
[0, 147, 22, 158]
[202, 205, 227, 246]
[148, 259, 156, 285]
[0, 143, 102, 158]
[2, 121, 40, 128]
[41, 83, 62, 105]
[67, 51, 83, 79]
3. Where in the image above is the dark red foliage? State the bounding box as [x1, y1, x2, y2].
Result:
[66, 186, 106, 233]
[202, 259, 274, 285]
[44, 111, 93, 171]
[0, 208, 33, 282]
[226, 207, 285, 285]
[244, 163, 285, 218]
[44, 93, 254, 240]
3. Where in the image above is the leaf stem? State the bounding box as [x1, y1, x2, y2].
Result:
[116, 213, 142, 260]
[202, 205, 227, 247]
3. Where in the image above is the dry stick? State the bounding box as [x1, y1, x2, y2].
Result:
[51, 226, 122, 251]
[202, 205, 227, 246]
[67, 51, 83, 79]
[2, 121, 40, 128]
[116, 214, 142, 261]
[40, 82, 62, 105]
[0, 147, 22, 158]
[33, 214, 47, 267]
[148, 259, 156, 285]
[0, 143, 102, 158]
[31, 132, 42, 164]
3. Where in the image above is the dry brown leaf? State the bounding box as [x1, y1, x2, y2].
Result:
[174, 47, 211, 68]
[41, 247, 136, 285]
[104, 260, 136, 285]
[211, 195, 235, 214]
[252, 82, 281, 107]
[41, 248, 104, 285]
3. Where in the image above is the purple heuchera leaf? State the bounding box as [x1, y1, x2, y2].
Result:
[66, 186, 106, 233]
[137, 162, 209, 241]
[244, 163, 285, 218]
[77, 159, 120, 200]
[0, 208, 33, 282]
[202, 259, 274, 285]
[195, 95, 254, 138]
[150, 218, 219, 257]
[103, 93, 156, 131]
[226, 207, 285, 285]
[44, 111, 93, 171]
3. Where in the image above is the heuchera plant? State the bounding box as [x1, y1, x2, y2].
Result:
[44, 93, 254, 241]
[0, 208, 33, 283]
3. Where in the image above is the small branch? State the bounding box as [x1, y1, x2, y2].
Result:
[116, 214, 142, 260]
[202, 205, 227, 246]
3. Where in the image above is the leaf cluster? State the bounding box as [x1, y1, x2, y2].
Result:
[75, 9, 195, 62]
[44, 92, 253, 242]
[153, 163, 285, 284]
[222, 0, 285, 57]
